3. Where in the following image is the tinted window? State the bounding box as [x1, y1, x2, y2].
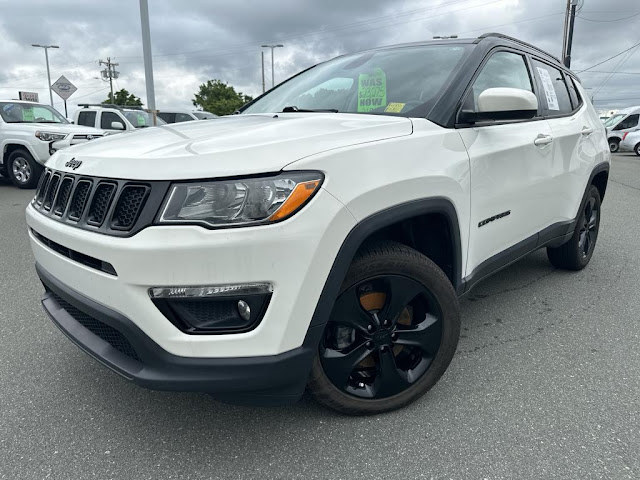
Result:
[613, 114, 640, 131]
[243, 44, 471, 117]
[101, 111, 124, 129]
[77, 111, 96, 127]
[157, 112, 175, 123]
[175, 113, 194, 122]
[567, 77, 582, 110]
[465, 51, 533, 111]
[531, 60, 573, 114]
[193, 112, 218, 119]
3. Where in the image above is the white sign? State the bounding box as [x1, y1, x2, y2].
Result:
[536, 67, 559, 111]
[51, 75, 78, 101]
[18, 91, 39, 102]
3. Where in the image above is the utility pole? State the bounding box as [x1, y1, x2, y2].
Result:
[261, 51, 266, 93]
[562, 0, 579, 68]
[261, 44, 284, 88]
[99, 57, 119, 103]
[139, 0, 157, 125]
[31, 44, 59, 107]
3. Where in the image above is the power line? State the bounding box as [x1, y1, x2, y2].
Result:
[577, 11, 640, 23]
[576, 39, 640, 73]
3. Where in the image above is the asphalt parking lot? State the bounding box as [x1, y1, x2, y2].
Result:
[1, 154, 639, 480]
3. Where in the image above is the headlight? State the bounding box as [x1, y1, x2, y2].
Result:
[157, 171, 323, 228]
[35, 131, 67, 142]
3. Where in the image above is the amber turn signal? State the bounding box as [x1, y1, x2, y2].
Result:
[269, 180, 321, 222]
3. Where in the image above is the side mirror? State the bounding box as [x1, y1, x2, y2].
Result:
[459, 87, 538, 124]
[111, 121, 125, 130]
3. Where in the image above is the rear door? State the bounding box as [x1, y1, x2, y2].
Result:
[458, 50, 555, 277]
[530, 59, 601, 224]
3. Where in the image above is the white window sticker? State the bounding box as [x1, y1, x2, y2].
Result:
[536, 66, 559, 111]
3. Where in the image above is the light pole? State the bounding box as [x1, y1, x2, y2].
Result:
[31, 44, 59, 107]
[261, 44, 283, 89]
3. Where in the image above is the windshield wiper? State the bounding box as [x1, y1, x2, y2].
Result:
[282, 106, 339, 113]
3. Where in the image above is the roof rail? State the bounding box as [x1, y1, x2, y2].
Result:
[77, 103, 145, 110]
[476, 33, 563, 65]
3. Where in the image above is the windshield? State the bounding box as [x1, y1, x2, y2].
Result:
[604, 114, 625, 128]
[242, 44, 471, 117]
[193, 111, 218, 119]
[0, 102, 68, 124]
[123, 110, 167, 128]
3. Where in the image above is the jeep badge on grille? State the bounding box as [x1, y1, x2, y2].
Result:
[65, 158, 82, 170]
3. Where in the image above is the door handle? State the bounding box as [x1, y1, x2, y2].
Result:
[581, 126, 594, 136]
[534, 134, 554, 146]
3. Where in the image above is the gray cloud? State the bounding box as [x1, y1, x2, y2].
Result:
[1, 0, 639, 115]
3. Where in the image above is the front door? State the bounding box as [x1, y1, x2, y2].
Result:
[457, 50, 556, 277]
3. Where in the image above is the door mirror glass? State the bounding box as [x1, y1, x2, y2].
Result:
[460, 88, 538, 123]
[110, 121, 125, 130]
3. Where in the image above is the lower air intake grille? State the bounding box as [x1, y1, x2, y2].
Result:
[50, 291, 141, 362]
[87, 183, 116, 226]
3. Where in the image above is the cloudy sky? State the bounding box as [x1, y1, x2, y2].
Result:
[1, 0, 638, 116]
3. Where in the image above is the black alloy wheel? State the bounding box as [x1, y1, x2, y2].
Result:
[320, 275, 442, 399]
[578, 196, 599, 259]
[308, 241, 460, 415]
[547, 185, 601, 270]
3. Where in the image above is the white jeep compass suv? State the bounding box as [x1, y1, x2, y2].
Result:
[26, 34, 609, 414]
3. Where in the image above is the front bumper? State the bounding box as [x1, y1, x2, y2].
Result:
[39, 263, 324, 405]
[27, 188, 353, 359]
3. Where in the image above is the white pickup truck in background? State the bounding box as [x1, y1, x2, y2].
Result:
[1, 100, 103, 188]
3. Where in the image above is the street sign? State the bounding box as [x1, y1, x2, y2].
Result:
[51, 75, 77, 101]
[18, 91, 39, 102]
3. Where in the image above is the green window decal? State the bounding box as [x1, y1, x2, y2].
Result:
[22, 108, 35, 122]
[357, 68, 387, 113]
[137, 113, 146, 126]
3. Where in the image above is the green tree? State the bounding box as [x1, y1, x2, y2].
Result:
[103, 89, 143, 106]
[192, 80, 253, 116]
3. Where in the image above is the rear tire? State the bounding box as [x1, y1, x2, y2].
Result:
[7, 149, 42, 189]
[308, 241, 460, 415]
[634, 143, 640, 157]
[547, 185, 601, 270]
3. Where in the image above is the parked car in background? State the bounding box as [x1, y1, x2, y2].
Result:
[603, 106, 640, 152]
[0, 100, 103, 188]
[619, 130, 640, 156]
[157, 109, 218, 123]
[74, 104, 166, 133]
[26, 33, 609, 414]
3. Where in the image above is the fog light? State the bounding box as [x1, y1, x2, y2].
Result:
[149, 283, 272, 334]
[49, 148, 56, 155]
[237, 300, 251, 321]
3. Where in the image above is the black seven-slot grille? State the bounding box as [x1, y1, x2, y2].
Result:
[32, 168, 170, 237]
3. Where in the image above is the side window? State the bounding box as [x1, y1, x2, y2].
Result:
[77, 111, 96, 127]
[465, 51, 533, 111]
[101, 111, 124, 129]
[157, 112, 175, 123]
[175, 113, 193, 122]
[531, 60, 573, 115]
[613, 114, 640, 131]
[566, 76, 582, 110]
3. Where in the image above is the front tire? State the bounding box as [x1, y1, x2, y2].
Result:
[7, 149, 42, 189]
[547, 185, 601, 270]
[308, 241, 460, 415]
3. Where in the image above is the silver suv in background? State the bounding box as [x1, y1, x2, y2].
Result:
[157, 109, 218, 123]
[603, 106, 640, 152]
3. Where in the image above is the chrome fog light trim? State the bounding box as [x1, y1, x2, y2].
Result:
[148, 283, 273, 299]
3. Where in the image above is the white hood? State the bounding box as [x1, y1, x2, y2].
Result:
[45, 113, 413, 179]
